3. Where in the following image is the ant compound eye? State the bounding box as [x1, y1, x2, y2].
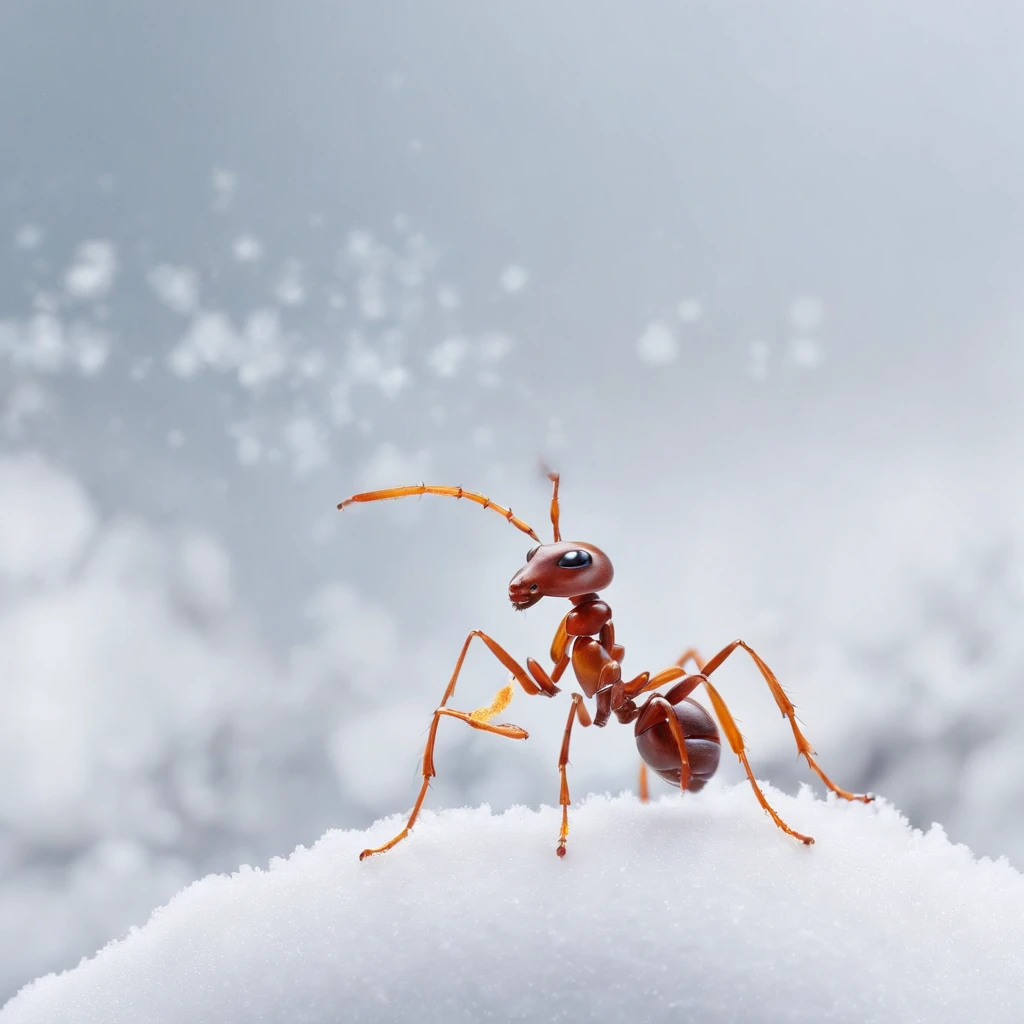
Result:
[557, 549, 592, 569]
[526, 544, 541, 562]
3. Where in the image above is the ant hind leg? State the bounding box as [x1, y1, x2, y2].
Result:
[700, 640, 872, 804]
[698, 677, 815, 844]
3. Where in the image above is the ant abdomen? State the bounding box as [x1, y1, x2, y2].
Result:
[634, 697, 722, 792]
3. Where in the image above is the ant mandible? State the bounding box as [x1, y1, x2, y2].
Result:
[338, 471, 872, 859]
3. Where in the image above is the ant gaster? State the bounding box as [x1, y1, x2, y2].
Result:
[338, 472, 872, 859]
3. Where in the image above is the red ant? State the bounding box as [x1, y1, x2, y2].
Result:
[338, 471, 872, 859]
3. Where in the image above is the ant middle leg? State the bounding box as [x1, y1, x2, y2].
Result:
[635, 691, 728, 800]
[639, 674, 815, 843]
[635, 691, 704, 802]
[632, 671, 815, 842]
[632, 647, 704, 800]
[556, 694, 592, 857]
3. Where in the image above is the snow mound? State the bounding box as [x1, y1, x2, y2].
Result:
[3, 785, 1022, 1024]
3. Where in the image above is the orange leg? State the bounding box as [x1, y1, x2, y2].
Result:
[550, 654, 570, 684]
[645, 695, 694, 790]
[556, 694, 592, 856]
[526, 656, 563, 697]
[699, 678, 814, 844]
[438, 629, 562, 704]
[550, 614, 570, 663]
[634, 641, 870, 808]
[631, 669, 814, 842]
[359, 704, 528, 860]
[634, 670, 815, 843]
[359, 630, 552, 860]
[632, 648, 706, 694]
[700, 640, 872, 804]
[633, 648, 704, 793]
[676, 648, 706, 671]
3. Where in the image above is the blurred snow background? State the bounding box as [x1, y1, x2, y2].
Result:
[3, 0, 1024, 1003]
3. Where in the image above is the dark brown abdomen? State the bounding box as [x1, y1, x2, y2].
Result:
[634, 697, 721, 792]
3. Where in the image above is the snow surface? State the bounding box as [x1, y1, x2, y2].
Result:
[4, 785, 1022, 1024]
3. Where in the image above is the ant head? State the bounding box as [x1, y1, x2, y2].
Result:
[508, 541, 614, 610]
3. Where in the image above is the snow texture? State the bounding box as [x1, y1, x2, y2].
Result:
[3, 786, 1022, 1024]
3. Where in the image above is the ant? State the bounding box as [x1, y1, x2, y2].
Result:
[338, 471, 872, 859]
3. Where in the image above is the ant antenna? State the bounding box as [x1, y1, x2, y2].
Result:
[546, 469, 561, 542]
[338, 484, 540, 541]
[538, 460, 562, 542]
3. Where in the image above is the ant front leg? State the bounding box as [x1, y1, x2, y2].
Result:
[359, 630, 558, 861]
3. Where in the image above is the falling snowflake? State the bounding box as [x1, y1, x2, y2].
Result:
[636, 321, 678, 366]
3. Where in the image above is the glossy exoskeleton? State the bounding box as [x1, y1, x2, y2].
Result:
[338, 473, 872, 858]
